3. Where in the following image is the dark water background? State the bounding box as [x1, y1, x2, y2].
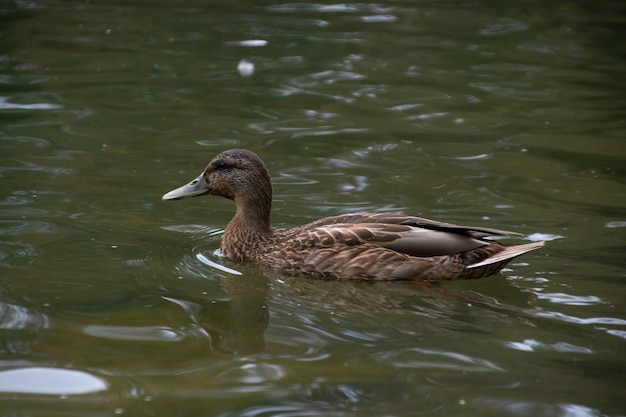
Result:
[1, 1, 624, 416]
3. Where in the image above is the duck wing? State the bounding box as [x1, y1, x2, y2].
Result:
[301, 212, 521, 257]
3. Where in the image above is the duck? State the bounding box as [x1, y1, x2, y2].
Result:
[162, 149, 544, 281]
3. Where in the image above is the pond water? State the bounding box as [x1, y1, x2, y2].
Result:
[1, 1, 624, 416]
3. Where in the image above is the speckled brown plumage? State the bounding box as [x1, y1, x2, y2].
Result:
[163, 149, 544, 281]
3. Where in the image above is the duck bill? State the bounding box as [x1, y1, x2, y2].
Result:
[162, 172, 209, 201]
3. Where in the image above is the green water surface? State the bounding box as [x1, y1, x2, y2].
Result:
[1, 1, 624, 416]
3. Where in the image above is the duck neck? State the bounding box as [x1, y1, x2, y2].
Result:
[230, 194, 273, 237]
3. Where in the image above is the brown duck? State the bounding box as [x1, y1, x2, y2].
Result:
[162, 149, 544, 281]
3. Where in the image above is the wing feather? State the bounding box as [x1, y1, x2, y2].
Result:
[303, 222, 485, 257]
[296, 212, 525, 258]
[305, 212, 521, 237]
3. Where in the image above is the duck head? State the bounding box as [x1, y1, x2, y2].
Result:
[162, 149, 274, 231]
[162, 149, 272, 202]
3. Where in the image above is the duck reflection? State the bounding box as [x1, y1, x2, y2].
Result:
[166, 249, 535, 357]
[165, 258, 269, 356]
[201, 274, 269, 355]
[0, 284, 51, 356]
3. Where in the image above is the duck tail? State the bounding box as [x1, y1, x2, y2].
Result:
[467, 241, 545, 269]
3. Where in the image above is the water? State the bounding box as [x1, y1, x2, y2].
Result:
[1, 1, 625, 416]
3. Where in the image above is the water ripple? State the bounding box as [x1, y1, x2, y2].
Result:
[474, 399, 606, 417]
[531, 311, 626, 326]
[0, 219, 60, 235]
[266, 3, 392, 14]
[479, 18, 528, 36]
[605, 221, 626, 228]
[0, 241, 37, 267]
[373, 347, 503, 372]
[0, 367, 107, 395]
[535, 292, 604, 306]
[0, 302, 50, 330]
[0, 161, 73, 175]
[0, 96, 61, 110]
[219, 363, 287, 384]
[505, 339, 593, 354]
[362, 15, 396, 23]
[83, 325, 188, 342]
